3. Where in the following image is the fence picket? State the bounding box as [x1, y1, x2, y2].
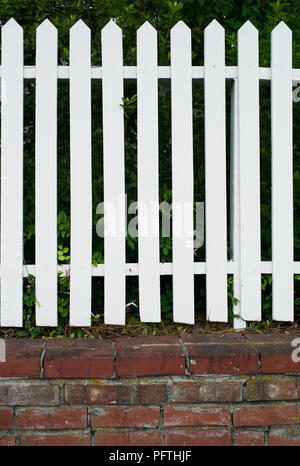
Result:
[69, 20, 92, 326]
[238, 21, 261, 321]
[230, 79, 246, 329]
[204, 20, 227, 321]
[137, 22, 160, 322]
[0, 19, 23, 327]
[171, 22, 194, 324]
[35, 19, 58, 326]
[271, 22, 294, 321]
[102, 21, 126, 324]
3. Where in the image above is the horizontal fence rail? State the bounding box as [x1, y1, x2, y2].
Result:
[0, 18, 299, 328]
[1, 66, 300, 81]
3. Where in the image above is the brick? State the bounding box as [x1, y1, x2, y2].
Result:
[20, 433, 90, 446]
[234, 404, 299, 426]
[172, 381, 242, 403]
[165, 429, 231, 446]
[235, 430, 265, 446]
[17, 407, 87, 429]
[245, 333, 300, 343]
[0, 408, 13, 429]
[46, 339, 107, 348]
[129, 431, 164, 446]
[269, 427, 300, 446]
[6, 384, 59, 406]
[65, 384, 133, 405]
[258, 344, 300, 374]
[163, 406, 231, 426]
[95, 432, 130, 446]
[115, 336, 180, 346]
[246, 377, 298, 401]
[188, 344, 258, 375]
[0, 436, 15, 446]
[136, 384, 168, 405]
[90, 406, 160, 428]
[0, 339, 44, 377]
[44, 340, 114, 378]
[116, 345, 185, 376]
[94, 431, 164, 446]
[181, 334, 246, 344]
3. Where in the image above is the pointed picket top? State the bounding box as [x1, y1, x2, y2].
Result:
[238, 20, 258, 63]
[271, 20, 292, 62]
[272, 20, 292, 38]
[204, 19, 224, 47]
[37, 18, 57, 33]
[101, 19, 123, 70]
[272, 20, 291, 33]
[238, 20, 258, 36]
[137, 20, 156, 36]
[205, 19, 224, 33]
[36, 19, 57, 45]
[70, 19, 90, 37]
[102, 18, 122, 36]
[171, 20, 191, 35]
[2, 17, 23, 37]
[137, 20, 157, 66]
[170, 21, 191, 55]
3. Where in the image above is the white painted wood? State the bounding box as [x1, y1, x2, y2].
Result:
[3, 65, 300, 82]
[171, 21, 194, 324]
[230, 80, 246, 329]
[102, 20, 126, 325]
[137, 22, 160, 322]
[0, 19, 298, 328]
[0, 19, 23, 327]
[35, 20, 58, 326]
[204, 20, 227, 322]
[10, 259, 300, 280]
[69, 20, 92, 326]
[271, 22, 294, 321]
[238, 21, 261, 321]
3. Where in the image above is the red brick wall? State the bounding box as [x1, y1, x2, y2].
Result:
[0, 334, 300, 446]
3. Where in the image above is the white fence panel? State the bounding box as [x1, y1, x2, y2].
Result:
[69, 20, 92, 326]
[35, 19, 58, 326]
[137, 22, 161, 322]
[0, 19, 23, 327]
[204, 20, 227, 322]
[0, 19, 298, 328]
[171, 21, 194, 324]
[102, 20, 126, 325]
[238, 21, 261, 321]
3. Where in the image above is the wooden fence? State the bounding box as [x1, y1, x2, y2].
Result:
[0, 18, 299, 328]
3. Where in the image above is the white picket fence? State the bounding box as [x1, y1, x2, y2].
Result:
[0, 18, 299, 329]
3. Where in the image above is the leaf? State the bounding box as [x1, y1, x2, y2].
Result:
[163, 246, 168, 256]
